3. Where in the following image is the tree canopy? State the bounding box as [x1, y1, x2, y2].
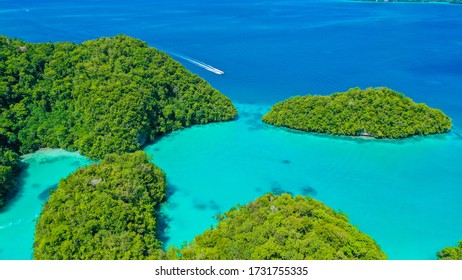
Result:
[168, 193, 387, 260]
[0, 34, 237, 207]
[0, 147, 20, 207]
[437, 241, 462, 260]
[262, 87, 452, 139]
[33, 151, 166, 260]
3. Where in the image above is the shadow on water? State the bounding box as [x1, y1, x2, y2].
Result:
[281, 159, 291, 164]
[164, 183, 179, 210]
[166, 183, 177, 200]
[271, 181, 293, 196]
[37, 156, 64, 165]
[165, 183, 178, 209]
[271, 181, 283, 195]
[240, 109, 266, 132]
[246, 120, 264, 132]
[167, 201, 179, 210]
[70, 160, 83, 167]
[38, 185, 58, 202]
[267, 123, 453, 145]
[191, 199, 222, 214]
[0, 161, 30, 214]
[301, 185, 317, 197]
[193, 200, 207, 211]
[240, 111, 250, 118]
[156, 210, 172, 247]
[208, 200, 221, 214]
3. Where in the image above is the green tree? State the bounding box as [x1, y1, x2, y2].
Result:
[33, 151, 167, 260]
[0, 34, 237, 208]
[262, 87, 452, 139]
[437, 241, 462, 260]
[169, 193, 387, 260]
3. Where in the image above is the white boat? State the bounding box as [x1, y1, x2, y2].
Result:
[186, 58, 224, 75]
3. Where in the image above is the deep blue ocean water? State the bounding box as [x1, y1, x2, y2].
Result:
[1, 0, 462, 259]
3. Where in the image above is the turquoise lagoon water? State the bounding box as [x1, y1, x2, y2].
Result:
[1, 0, 462, 259]
[146, 104, 462, 260]
[0, 150, 91, 259]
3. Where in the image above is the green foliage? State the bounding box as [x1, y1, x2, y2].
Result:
[0, 148, 20, 207]
[169, 193, 387, 260]
[33, 151, 166, 260]
[0, 34, 237, 207]
[262, 87, 452, 139]
[1, 36, 50, 205]
[437, 241, 462, 260]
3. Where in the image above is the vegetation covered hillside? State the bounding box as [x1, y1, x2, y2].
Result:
[168, 193, 387, 260]
[0, 148, 20, 207]
[0, 34, 237, 207]
[34, 151, 166, 260]
[437, 241, 462, 260]
[262, 87, 451, 139]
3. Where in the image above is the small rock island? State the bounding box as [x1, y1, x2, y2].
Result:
[262, 87, 452, 139]
[34, 151, 167, 260]
[168, 193, 387, 260]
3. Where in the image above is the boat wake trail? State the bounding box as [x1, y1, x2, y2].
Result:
[0, 219, 23, 230]
[167, 52, 224, 75]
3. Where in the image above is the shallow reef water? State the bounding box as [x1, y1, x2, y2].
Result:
[1, 0, 462, 259]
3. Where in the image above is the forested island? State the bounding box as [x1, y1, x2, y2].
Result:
[35, 186, 386, 259]
[355, 0, 462, 4]
[34, 151, 166, 260]
[1, 35, 452, 260]
[437, 241, 462, 260]
[262, 87, 452, 139]
[0, 34, 237, 207]
[167, 194, 387, 260]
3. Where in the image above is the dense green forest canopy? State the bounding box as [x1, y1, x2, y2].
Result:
[437, 241, 462, 260]
[34, 151, 166, 260]
[168, 193, 387, 260]
[262, 87, 452, 139]
[0, 147, 20, 207]
[0, 34, 237, 207]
